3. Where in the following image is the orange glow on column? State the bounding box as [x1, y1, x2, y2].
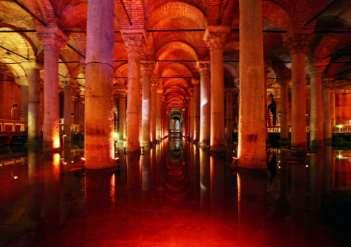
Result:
[53, 153, 61, 166]
[110, 174, 116, 204]
[53, 132, 60, 149]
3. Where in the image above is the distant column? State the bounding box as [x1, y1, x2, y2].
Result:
[38, 26, 66, 151]
[204, 25, 230, 151]
[150, 80, 157, 143]
[119, 92, 127, 141]
[156, 88, 162, 141]
[309, 60, 328, 149]
[198, 62, 210, 146]
[280, 79, 290, 142]
[193, 82, 200, 142]
[63, 81, 75, 148]
[140, 61, 154, 149]
[27, 66, 41, 146]
[285, 34, 309, 148]
[122, 31, 144, 152]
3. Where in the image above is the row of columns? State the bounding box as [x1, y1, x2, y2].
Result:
[27, 0, 335, 170]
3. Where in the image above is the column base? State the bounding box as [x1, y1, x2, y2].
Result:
[309, 140, 325, 152]
[199, 141, 210, 149]
[84, 166, 117, 174]
[324, 138, 333, 146]
[126, 147, 141, 155]
[279, 138, 290, 146]
[141, 142, 151, 150]
[210, 144, 227, 154]
[27, 139, 42, 151]
[42, 142, 61, 154]
[238, 156, 266, 169]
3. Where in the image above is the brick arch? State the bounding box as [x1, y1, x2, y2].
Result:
[0, 26, 37, 86]
[148, 1, 207, 29]
[156, 41, 199, 61]
[263, 0, 292, 31]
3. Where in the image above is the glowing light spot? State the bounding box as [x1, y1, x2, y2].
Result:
[81, 157, 86, 161]
[53, 153, 61, 166]
[53, 134, 60, 149]
[110, 174, 116, 204]
[336, 124, 344, 129]
[113, 131, 120, 141]
[13, 175, 18, 180]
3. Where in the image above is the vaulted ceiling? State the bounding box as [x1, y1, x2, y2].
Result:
[0, 0, 351, 109]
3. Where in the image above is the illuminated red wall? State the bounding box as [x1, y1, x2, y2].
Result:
[0, 81, 22, 120]
[335, 92, 351, 125]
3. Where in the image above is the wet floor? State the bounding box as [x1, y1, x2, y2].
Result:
[0, 138, 351, 247]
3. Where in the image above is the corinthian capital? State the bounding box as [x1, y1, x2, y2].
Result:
[37, 25, 67, 50]
[121, 30, 145, 58]
[203, 26, 230, 50]
[283, 33, 310, 54]
[197, 61, 210, 72]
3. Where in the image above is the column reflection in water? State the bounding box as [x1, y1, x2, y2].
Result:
[126, 153, 141, 192]
[140, 151, 151, 192]
[333, 149, 351, 190]
[166, 138, 187, 206]
[209, 154, 225, 208]
[41, 153, 62, 227]
[199, 148, 210, 207]
[27, 151, 42, 234]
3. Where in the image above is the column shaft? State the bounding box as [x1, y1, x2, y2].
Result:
[291, 52, 307, 147]
[27, 67, 41, 145]
[238, 0, 266, 168]
[42, 37, 62, 150]
[140, 62, 153, 149]
[119, 94, 127, 141]
[150, 83, 157, 143]
[204, 26, 229, 151]
[199, 62, 210, 146]
[309, 62, 327, 148]
[280, 80, 289, 141]
[64, 83, 75, 147]
[193, 84, 200, 141]
[225, 89, 234, 144]
[123, 32, 144, 152]
[156, 91, 162, 141]
[324, 89, 335, 144]
[85, 0, 115, 168]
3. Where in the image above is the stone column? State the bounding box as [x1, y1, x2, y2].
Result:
[156, 88, 162, 141]
[324, 88, 335, 144]
[285, 34, 309, 148]
[85, 0, 115, 169]
[198, 62, 210, 146]
[118, 92, 127, 141]
[225, 88, 234, 145]
[27, 66, 41, 147]
[203, 26, 230, 151]
[309, 61, 328, 149]
[20, 85, 28, 123]
[280, 79, 290, 142]
[188, 93, 194, 141]
[140, 61, 154, 149]
[122, 31, 144, 152]
[238, 0, 266, 168]
[193, 82, 200, 142]
[38, 26, 66, 151]
[150, 80, 157, 143]
[63, 81, 75, 148]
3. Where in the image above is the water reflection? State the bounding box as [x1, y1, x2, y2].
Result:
[0, 142, 351, 246]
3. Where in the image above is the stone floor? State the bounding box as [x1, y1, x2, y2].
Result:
[0, 138, 350, 246]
